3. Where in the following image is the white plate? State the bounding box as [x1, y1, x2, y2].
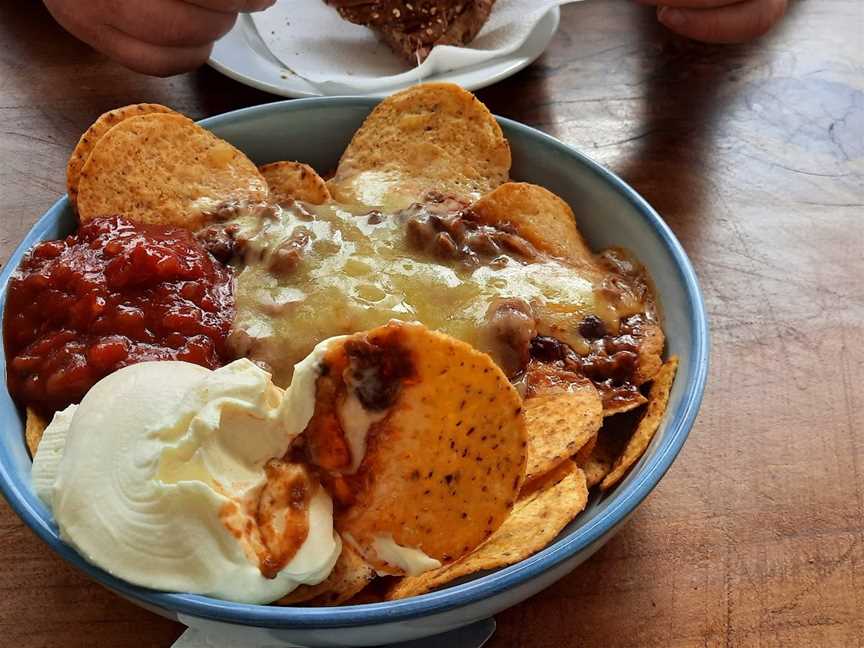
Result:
[208, 8, 560, 98]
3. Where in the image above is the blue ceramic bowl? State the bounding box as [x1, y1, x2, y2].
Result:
[0, 98, 708, 647]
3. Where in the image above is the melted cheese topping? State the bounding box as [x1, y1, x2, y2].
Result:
[371, 534, 442, 577]
[338, 390, 387, 473]
[229, 202, 648, 387]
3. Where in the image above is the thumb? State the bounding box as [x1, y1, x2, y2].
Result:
[658, 0, 787, 44]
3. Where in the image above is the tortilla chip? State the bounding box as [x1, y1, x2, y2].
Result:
[341, 577, 395, 605]
[328, 83, 510, 210]
[573, 432, 598, 467]
[275, 543, 374, 606]
[517, 452, 578, 498]
[634, 322, 665, 385]
[523, 381, 602, 482]
[580, 406, 641, 487]
[603, 395, 648, 417]
[342, 589, 385, 605]
[66, 104, 175, 208]
[332, 322, 527, 574]
[601, 357, 678, 490]
[25, 408, 47, 457]
[583, 450, 614, 488]
[470, 183, 594, 267]
[77, 113, 268, 229]
[388, 461, 588, 600]
[259, 161, 331, 205]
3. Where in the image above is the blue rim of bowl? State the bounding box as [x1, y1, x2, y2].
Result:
[0, 97, 709, 629]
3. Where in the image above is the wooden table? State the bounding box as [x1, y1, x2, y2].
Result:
[1, 1, 862, 646]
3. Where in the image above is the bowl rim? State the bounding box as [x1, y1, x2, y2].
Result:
[0, 96, 709, 629]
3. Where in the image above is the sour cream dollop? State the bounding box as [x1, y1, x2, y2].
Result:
[31, 359, 340, 604]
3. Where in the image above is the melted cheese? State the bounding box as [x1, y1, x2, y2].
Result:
[229, 202, 647, 388]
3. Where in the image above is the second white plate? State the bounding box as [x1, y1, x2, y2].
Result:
[208, 9, 560, 98]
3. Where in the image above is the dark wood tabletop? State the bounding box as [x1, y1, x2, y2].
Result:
[1, 1, 862, 646]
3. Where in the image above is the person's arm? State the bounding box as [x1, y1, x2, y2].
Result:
[43, 0, 275, 77]
[642, 0, 788, 43]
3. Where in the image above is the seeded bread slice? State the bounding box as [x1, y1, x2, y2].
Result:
[327, 1, 495, 64]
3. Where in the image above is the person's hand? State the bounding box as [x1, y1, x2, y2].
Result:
[43, 0, 276, 77]
[641, 0, 788, 43]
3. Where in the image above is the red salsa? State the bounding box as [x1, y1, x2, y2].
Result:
[4, 216, 235, 416]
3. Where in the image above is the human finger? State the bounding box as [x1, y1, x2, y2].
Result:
[93, 23, 214, 76]
[657, 0, 787, 43]
[184, 0, 277, 12]
[106, 0, 237, 48]
[638, 0, 740, 8]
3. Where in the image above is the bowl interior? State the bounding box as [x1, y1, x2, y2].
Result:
[0, 98, 708, 628]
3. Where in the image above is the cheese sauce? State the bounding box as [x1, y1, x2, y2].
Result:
[225, 200, 651, 388]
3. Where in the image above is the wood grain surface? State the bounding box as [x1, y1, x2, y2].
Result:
[1, 1, 862, 647]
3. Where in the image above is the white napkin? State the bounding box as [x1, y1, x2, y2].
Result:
[172, 629, 230, 647]
[251, 0, 581, 94]
[173, 629, 303, 647]
[173, 617, 497, 647]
